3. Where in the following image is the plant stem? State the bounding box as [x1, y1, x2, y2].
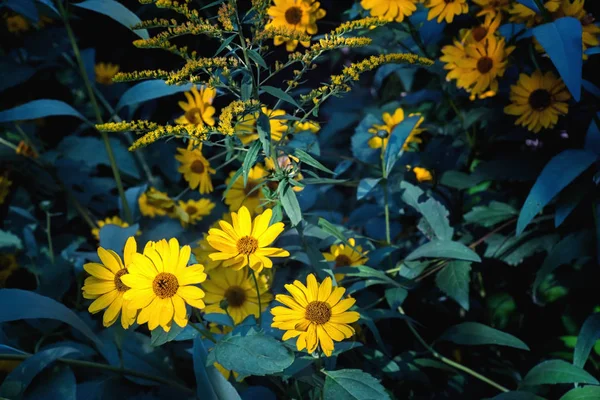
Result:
[188, 321, 218, 343]
[398, 307, 510, 393]
[58, 0, 133, 224]
[251, 270, 263, 327]
[533, 0, 552, 22]
[381, 152, 391, 245]
[0, 354, 193, 394]
[45, 210, 55, 264]
[405, 18, 431, 59]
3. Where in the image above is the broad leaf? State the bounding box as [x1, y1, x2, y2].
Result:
[521, 359, 599, 386]
[405, 240, 481, 263]
[279, 183, 302, 226]
[488, 392, 545, 400]
[193, 336, 241, 400]
[384, 115, 421, 175]
[74, 0, 149, 39]
[357, 178, 381, 200]
[436, 261, 471, 310]
[560, 386, 600, 400]
[573, 313, 600, 368]
[400, 181, 453, 240]
[116, 80, 193, 110]
[323, 369, 391, 400]
[440, 322, 529, 350]
[0, 99, 86, 123]
[464, 201, 518, 228]
[242, 141, 262, 186]
[150, 324, 187, 347]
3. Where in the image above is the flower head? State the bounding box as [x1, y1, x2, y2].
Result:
[504, 70, 570, 133]
[175, 86, 216, 127]
[294, 120, 320, 134]
[0, 176, 12, 205]
[6, 14, 29, 34]
[508, 0, 560, 27]
[138, 187, 175, 218]
[265, 155, 304, 192]
[207, 206, 289, 273]
[122, 238, 207, 331]
[176, 141, 216, 194]
[92, 216, 137, 241]
[472, 0, 511, 18]
[322, 238, 369, 282]
[460, 14, 501, 44]
[266, 0, 326, 51]
[413, 166, 433, 182]
[368, 108, 424, 151]
[360, 0, 419, 23]
[0, 254, 19, 287]
[95, 63, 120, 85]
[202, 268, 272, 324]
[177, 198, 215, 227]
[235, 107, 288, 145]
[426, 0, 469, 23]
[224, 165, 268, 213]
[271, 274, 360, 356]
[82, 237, 138, 328]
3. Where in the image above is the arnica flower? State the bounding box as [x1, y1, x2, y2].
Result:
[440, 35, 514, 100]
[322, 238, 369, 282]
[360, 0, 419, 23]
[174, 86, 217, 127]
[95, 62, 120, 85]
[0, 254, 18, 287]
[224, 165, 268, 213]
[6, 14, 29, 34]
[504, 70, 570, 134]
[81, 237, 138, 328]
[472, 0, 511, 18]
[266, 0, 326, 51]
[92, 216, 137, 241]
[368, 108, 424, 151]
[138, 187, 175, 218]
[176, 141, 215, 194]
[265, 155, 304, 192]
[0, 176, 12, 205]
[460, 14, 501, 44]
[177, 198, 215, 227]
[202, 268, 273, 324]
[426, 0, 468, 23]
[413, 166, 433, 183]
[207, 206, 289, 273]
[235, 107, 288, 145]
[121, 238, 207, 332]
[271, 274, 361, 357]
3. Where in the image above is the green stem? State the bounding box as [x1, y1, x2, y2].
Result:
[533, 0, 552, 22]
[0, 354, 193, 394]
[381, 152, 391, 245]
[398, 307, 510, 393]
[58, 1, 133, 224]
[188, 321, 218, 343]
[405, 18, 431, 59]
[45, 211, 55, 264]
[251, 270, 263, 327]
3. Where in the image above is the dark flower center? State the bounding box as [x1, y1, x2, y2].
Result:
[114, 269, 130, 292]
[185, 108, 203, 125]
[152, 272, 179, 298]
[186, 206, 198, 215]
[285, 6, 303, 25]
[335, 255, 352, 267]
[477, 57, 494, 74]
[237, 236, 259, 255]
[305, 301, 332, 324]
[224, 286, 247, 308]
[472, 26, 488, 42]
[244, 181, 260, 198]
[190, 160, 205, 174]
[528, 89, 552, 111]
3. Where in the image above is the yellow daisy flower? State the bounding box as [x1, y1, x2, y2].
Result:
[266, 0, 326, 51]
[504, 70, 571, 134]
[95, 63, 120, 85]
[360, 0, 419, 22]
[367, 108, 424, 151]
[202, 268, 273, 325]
[176, 141, 215, 194]
[177, 198, 215, 227]
[426, 0, 468, 23]
[472, 0, 511, 18]
[81, 237, 138, 328]
[0, 176, 12, 205]
[460, 14, 502, 44]
[92, 216, 137, 241]
[206, 206, 290, 273]
[294, 120, 320, 134]
[224, 165, 268, 213]
[121, 238, 207, 332]
[0, 254, 18, 287]
[440, 35, 514, 100]
[271, 274, 361, 357]
[235, 107, 288, 145]
[174, 86, 217, 127]
[322, 238, 369, 282]
[6, 14, 29, 34]
[413, 166, 433, 182]
[265, 155, 304, 193]
[508, 0, 560, 27]
[138, 187, 176, 218]
[193, 234, 222, 271]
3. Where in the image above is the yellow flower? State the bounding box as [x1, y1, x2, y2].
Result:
[81, 237, 138, 328]
[266, 0, 326, 51]
[207, 206, 290, 273]
[322, 238, 369, 282]
[6, 14, 29, 34]
[508, 0, 561, 27]
[175, 141, 216, 194]
[294, 120, 320, 134]
[193, 233, 223, 271]
[413, 166, 433, 182]
[92, 216, 137, 241]
[367, 108, 424, 151]
[177, 198, 215, 227]
[440, 35, 514, 100]
[202, 268, 273, 325]
[0, 254, 18, 287]
[460, 14, 501, 44]
[235, 107, 288, 145]
[16, 140, 38, 158]
[264, 155, 304, 192]
[174, 86, 217, 126]
[122, 238, 207, 332]
[224, 165, 268, 213]
[504, 70, 570, 134]
[138, 187, 175, 217]
[472, 0, 511, 18]
[271, 274, 360, 356]
[426, 0, 468, 23]
[95, 63, 120, 85]
[360, 0, 419, 22]
[0, 176, 12, 205]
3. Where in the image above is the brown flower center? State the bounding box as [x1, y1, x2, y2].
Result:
[444, 0, 456, 3]
[305, 301, 331, 324]
[152, 272, 179, 298]
[335, 255, 352, 267]
[528, 89, 552, 111]
[224, 285, 247, 307]
[186, 205, 198, 215]
[114, 269, 130, 292]
[190, 160, 205, 174]
[472, 26, 488, 42]
[244, 181, 260, 198]
[185, 108, 203, 125]
[477, 57, 494, 74]
[285, 6, 303, 25]
[237, 236, 259, 255]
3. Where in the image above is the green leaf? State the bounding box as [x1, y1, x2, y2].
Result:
[384, 115, 421, 176]
[440, 170, 485, 190]
[521, 360, 599, 386]
[440, 322, 529, 350]
[294, 149, 334, 175]
[0, 99, 87, 123]
[302, 177, 348, 185]
[0, 230, 22, 251]
[279, 182, 302, 226]
[242, 141, 262, 186]
[484, 233, 559, 266]
[223, 168, 244, 200]
[116, 80, 193, 111]
[74, 0, 149, 39]
[574, 313, 600, 368]
[400, 181, 453, 240]
[246, 49, 267, 69]
[150, 324, 187, 347]
[257, 111, 271, 156]
[317, 218, 361, 254]
[487, 391, 546, 400]
[215, 34, 237, 56]
[385, 287, 408, 309]
[193, 336, 241, 400]
[406, 240, 481, 263]
[517, 150, 596, 235]
[560, 386, 600, 400]
[211, 329, 294, 376]
[464, 201, 518, 228]
[435, 261, 471, 310]
[357, 178, 381, 200]
[323, 369, 391, 400]
[261, 86, 301, 109]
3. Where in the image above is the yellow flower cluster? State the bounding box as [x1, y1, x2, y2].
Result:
[113, 69, 170, 83]
[217, 2, 235, 31]
[217, 99, 261, 136]
[133, 20, 222, 50]
[330, 16, 389, 35]
[96, 120, 159, 133]
[131, 18, 178, 29]
[255, 26, 312, 44]
[166, 57, 239, 85]
[290, 36, 372, 64]
[150, 0, 201, 21]
[129, 124, 210, 150]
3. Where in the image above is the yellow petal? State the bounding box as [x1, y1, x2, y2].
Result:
[84, 263, 114, 280]
[89, 290, 118, 314]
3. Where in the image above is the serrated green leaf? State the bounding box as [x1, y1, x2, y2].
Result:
[294, 149, 334, 175]
[400, 181, 453, 240]
[261, 85, 301, 109]
[521, 360, 599, 386]
[440, 322, 529, 350]
[406, 240, 481, 263]
[484, 233, 559, 266]
[560, 386, 600, 400]
[464, 201, 518, 228]
[242, 141, 262, 186]
[323, 369, 391, 400]
[150, 324, 186, 347]
[436, 261, 471, 310]
[384, 116, 421, 176]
